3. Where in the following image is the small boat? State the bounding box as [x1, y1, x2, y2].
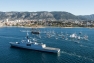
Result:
[77, 36, 81, 40]
[83, 35, 88, 40]
[70, 33, 77, 39]
[79, 32, 82, 35]
[9, 32, 60, 53]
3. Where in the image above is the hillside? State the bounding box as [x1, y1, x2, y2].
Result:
[0, 11, 92, 21]
[78, 14, 94, 20]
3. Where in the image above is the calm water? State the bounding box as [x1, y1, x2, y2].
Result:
[0, 27, 94, 63]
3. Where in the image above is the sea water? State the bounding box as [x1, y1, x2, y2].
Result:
[0, 27, 94, 63]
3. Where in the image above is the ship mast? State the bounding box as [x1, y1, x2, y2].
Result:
[26, 32, 30, 42]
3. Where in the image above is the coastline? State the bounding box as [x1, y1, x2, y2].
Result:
[0, 26, 46, 28]
[0, 25, 94, 28]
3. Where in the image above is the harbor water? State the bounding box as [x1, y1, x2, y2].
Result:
[0, 27, 94, 63]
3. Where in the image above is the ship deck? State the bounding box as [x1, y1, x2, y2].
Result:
[44, 47, 60, 51]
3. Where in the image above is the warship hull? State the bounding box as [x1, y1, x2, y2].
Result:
[10, 42, 60, 53]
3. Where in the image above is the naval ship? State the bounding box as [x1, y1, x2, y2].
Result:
[9, 33, 60, 53]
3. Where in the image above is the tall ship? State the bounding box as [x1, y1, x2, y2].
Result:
[9, 33, 60, 53]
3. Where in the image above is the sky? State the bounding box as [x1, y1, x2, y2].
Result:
[0, 0, 94, 15]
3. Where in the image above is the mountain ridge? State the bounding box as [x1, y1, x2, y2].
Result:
[0, 11, 93, 21]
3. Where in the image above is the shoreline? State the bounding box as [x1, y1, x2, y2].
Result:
[0, 26, 94, 28]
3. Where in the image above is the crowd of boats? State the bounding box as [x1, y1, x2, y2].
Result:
[10, 29, 61, 53]
[35, 30, 89, 43]
[9, 28, 89, 53]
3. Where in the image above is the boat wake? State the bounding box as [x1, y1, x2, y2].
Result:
[60, 51, 94, 62]
[79, 44, 94, 50]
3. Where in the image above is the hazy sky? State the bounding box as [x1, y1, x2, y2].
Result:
[0, 0, 94, 15]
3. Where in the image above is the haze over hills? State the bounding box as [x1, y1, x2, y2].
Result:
[78, 14, 94, 20]
[0, 11, 93, 21]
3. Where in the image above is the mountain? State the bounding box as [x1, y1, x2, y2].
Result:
[51, 11, 79, 20]
[0, 11, 91, 21]
[78, 14, 94, 20]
